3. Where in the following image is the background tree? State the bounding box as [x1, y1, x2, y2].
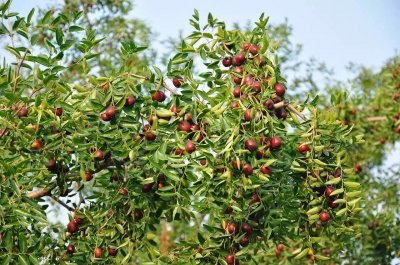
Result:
[0, 0, 398, 264]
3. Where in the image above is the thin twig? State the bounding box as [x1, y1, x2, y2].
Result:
[129, 73, 180, 95]
[26, 187, 52, 199]
[273, 99, 289, 109]
[12, 49, 28, 94]
[288, 103, 307, 121]
[50, 195, 74, 211]
[366, 116, 387, 122]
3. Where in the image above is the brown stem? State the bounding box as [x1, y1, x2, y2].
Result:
[288, 104, 307, 121]
[0, 128, 9, 139]
[26, 158, 125, 199]
[366, 116, 387, 122]
[273, 99, 289, 109]
[50, 195, 74, 211]
[129, 73, 180, 95]
[160, 221, 170, 256]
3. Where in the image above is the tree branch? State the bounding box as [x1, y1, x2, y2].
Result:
[366, 116, 387, 122]
[273, 99, 289, 109]
[288, 103, 307, 121]
[50, 195, 74, 211]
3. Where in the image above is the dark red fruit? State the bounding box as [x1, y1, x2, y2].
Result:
[274, 83, 286, 97]
[239, 235, 250, 247]
[270, 136, 282, 149]
[263, 99, 274, 110]
[241, 223, 252, 235]
[233, 86, 241, 97]
[172, 77, 183, 88]
[325, 186, 334, 197]
[179, 120, 191, 132]
[319, 211, 330, 222]
[175, 148, 184, 155]
[244, 109, 252, 121]
[298, 144, 310, 153]
[245, 139, 257, 152]
[67, 221, 79, 234]
[185, 141, 196, 153]
[200, 159, 207, 166]
[273, 96, 282, 103]
[252, 81, 262, 93]
[66, 244, 75, 254]
[85, 171, 93, 181]
[242, 43, 251, 51]
[47, 159, 57, 172]
[327, 199, 339, 209]
[101, 113, 111, 121]
[232, 52, 246, 66]
[256, 149, 266, 160]
[17, 107, 28, 117]
[142, 183, 153, 192]
[152, 91, 166, 102]
[226, 254, 235, 265]
[233, 66, 244, 75]
[108, 247, 118, 256]
[105, 105, 116, 118]
[94, 247, 103, 258]
[379, 137, 385, 144]
[54, 107, 63, 116]
[133, 210, 143, 220]
[222, 57, 232, 67]
[277, 244, 285, 251]
[250, 194, 261, 204]
[145, 132, 157, 141]
[73, 217, 83, 225]
[260, 166, 271, 175]
[125, 95, 136, 107]
[233, 76, 242, 84]
[243, 163, 253, 176]
[94, 149, 104, 160]
[231, 159, 241, 170]
[32, 140, 42, 150]
[249, 44, 259, 55]
[225, 206, 233, 214]
[244, 74, 254, 87]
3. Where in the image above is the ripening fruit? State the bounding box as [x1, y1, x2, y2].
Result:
[67, 221, 79, 234]
[94, 247, 103, 258]
[249, 44, 259, 56]
[239, 235, 250, 247]
[325, 186, 334, 196]
[225, 206, 233, 214]
[227, 222, 236, 234]
[298, 144, 310, 153]
[73, 217, 83, 225]
[54, 107, 63, 116]
[32, 139, 42, 150]
[244, 108, 252, 121]
[232, 52, 246, 66]
[66, 244, 75, 255]
[241, 223, 252, 235]
[152, 91, 166, 102]
[172, 76, 183, 87]
[105, 105, 116, 118]
[47, 159, 57, 173]
[252, 80, 262, 93]
[231, 159, 241, 170]
[125, 95, 136, 107]
[32, 124, 39, 131]
[319, 211, 330, 222]
[94, 149, 104, 160]
[354, 164, 362, 174]
[243, 163, 253, 176]
[263, 99, 274, 110]
[133, 210, 143, 220]
[101, 112, 111, 121]
[185, 141, 196, 153]
[85, 171, 93, 181]
[327, 199, 338, 209]
[222, 57, 232, 67]
[379, 137, 385, 144]
[244, 139, 257, 152]
[108, 247, 118, 256]
[242, 42, 251, 51]
[179, 120, 191, 132]
[231, 101, 239, 109]
[175, 148, 184, 155]
[233, 85, 241, 97]
[277, 244, 285, 251]
[226, 254, 235, 265]
[17, 107, 28, 117]
[250, 194, 261, 204]
[244, 74, 254, 86]
[200, 159, 207, 166]
[270, 136, 282, 149]
[275, 248, 281, 256]
[260, 166, 271, 175]
[233, 76, 242, 85]
[274, 83, 286, 96]
[118, 187, 128, 196]
[145, 132, 157, 140]
[142, 183, 153, 192]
